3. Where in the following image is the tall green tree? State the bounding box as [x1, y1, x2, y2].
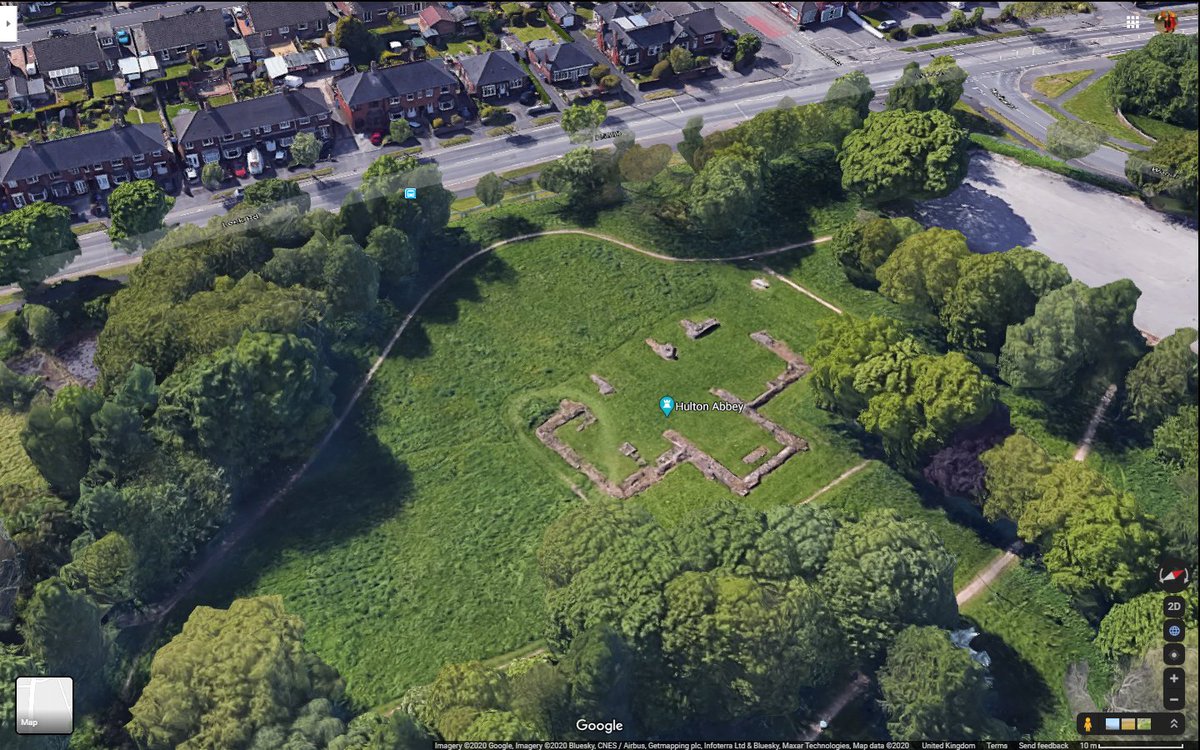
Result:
[22, 577, 110, 711]
[21, 384, 104, 496]
[820, 510, 958, 662]
[334, 15, 377, 65]
[839, 109, 968, 203]
[0, 202, 80, 290]
[942, 252, 1036, 353]
[1019, 460, 1109, 543]
[289, 131, 322, 168]
[474, 172, 505, 207]
[242, 178, 311, 213]
[832, 215, 922, 287]
[923, 56, 968, 112]
[127, 596, 343, 750]
[1155, 404, 1198, 470]
[879, 626, 1008, 740]
[825, 70, 875, 118]
[156, 331, 334, 478]
[1096, 590, 1196, 661]
[560, 101, 608, 143]
[688, 143, 762, 237]
[108, 179, 175, 250]
[364, 225, 417, 290]
[808, 314, 916, 416]
[1109, 33, 1198, 128]
[87, 398, 153, 483]
[979, 433, 1054, 522]
[1003, 245, 1071, 299]
[201, 161, 225, 191]
[264, 233, 379, 314]
[678, 116, 704, 171]
[538, 147, 621, 215]
[876, 227, 971, 315]
[886, 62, 931, 112]
[618, 143, 672, 184]
[1124, 327, 1198, 429]
[62, 531, 136, 605]
[560, 626, 634, 731]
[1125, 133, 1198, 212]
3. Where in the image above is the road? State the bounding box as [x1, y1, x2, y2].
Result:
[8, 8, 1196, 288]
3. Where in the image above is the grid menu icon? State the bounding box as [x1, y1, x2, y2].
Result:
[14, 677, 74, 735]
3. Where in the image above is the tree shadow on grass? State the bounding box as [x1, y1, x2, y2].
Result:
[962, 624, 1055, 736]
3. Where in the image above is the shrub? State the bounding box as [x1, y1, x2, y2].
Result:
[508, 10, 525, 26]
[381, 50, 403, 63]
[590, 64, 610, 83]
[887, 28, 908, 41]
[11, 113, 37, 132]
[451, 114, 464, 125]
[599, 74, 620, 91]
[695, 55, 709, 67]
[911, 23, 935, 36]
[651, 59, 672, 81]
[432, 117, 445, 128]
[22, 305, 61, 349]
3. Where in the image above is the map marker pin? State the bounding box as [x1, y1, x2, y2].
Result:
[659, 396, 675, 417]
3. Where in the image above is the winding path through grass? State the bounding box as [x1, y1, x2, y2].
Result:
[116, 230, 836, 632]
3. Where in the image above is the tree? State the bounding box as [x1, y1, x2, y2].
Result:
[560, 626, 634, 731]
[1044, 489, 1161, 602]
[1019, 460, 1110, 544]
[820, 510, 958, 662]
[364, 225, 417, 289]
[617, 143, 672, 184]
[108, 179, 175, 250]
[923, 56, 968, 112]
[1003, 245, 1071, 299]
[21, 303, 60, 349]
[201, 161, 225, 191]
[537, 147, 621, 215]
[334, 15, 377, 65]
[156, 331, 335, 478]
[1109, 33, 1198, 128]
[0, 523, 20, 631]
[22, 577, 110, 711]
[242, 178, 311, 212]
[650, 59, 672, 82]
[560, 100, 608, 143]
[876, 227, 971, 315]
[1124, 327, 1198, 429]
[1155, 404, 1198, 470]
[942, 252, 1036, 353]
[808, 314, 916, 416]
[832, 215, 921, 288]
[825, 70, 875, 118]
[1096, 591, 1193, 661]
[289, 131, 322, 168]
[678, 116, 704, 171]
[733, 32, 761, 67]
[475, 172, 505, 207]
[763, 143, 842, 214]
[329, 711, 430, 750]
[687, 144, 761, 236]
[62, 531, 136, 605]
[389, 118, 414, 145]
[0, 361, 40, 410]
[979, 433, 1054, 522]
[599, 74, 620, 91]
[0, 202, 80, 290]
[88, 399, 152, 482]
[886, 62, 932, 112]
[667, 46, 695, 74]
[839, 109, 968, 203]
[21, 384, 104, 496]
[1125, 133, 1198, 212]
[127, 596, 343, 750]
[264, 232, 379, 314]
[879, 626, 1008, 740]
[1045, 118, 1108, 161]
[661, 572, 843, 719]
[589, 64, 610, 84]
[749, 504, 840, 581]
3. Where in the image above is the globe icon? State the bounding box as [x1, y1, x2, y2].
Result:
[1168, 624, 1182, 638]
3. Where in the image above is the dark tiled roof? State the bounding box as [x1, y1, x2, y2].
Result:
[136, 9, 229, 51]
[245, 1, 330, 31]
[456, 51, 527, 87]
[31, 33, 106, 72]
[0, 124, 165, 181]
[336, 61, 457, 106]
[419, 4, 453, 24]
[675, 8, 723, 37]
[595, 2, 644, 23]
[547, 2, 575, 19]
[535, 42, 593, 72]
[615, 12, 674, 49]
[175, 90, 330, 142]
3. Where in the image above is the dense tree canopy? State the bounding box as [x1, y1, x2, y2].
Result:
[1125, 133, 1198, 213]
[876, 227, 971, 315]
[1109, 33, 1198, 128]
[1124, 327, 1198, 429]
[820, 510, 958, 662]
[1002, 246, 1071, 299]
[242, 178, 312, 213]
[474, 172, 505, 207]
[0, 202, 79, 290]
[538, 147, 621, 214]
[1045, 119, 1107, 161]
[22, 577, 110, 711]
[879, 626, 1009, 740]
[840, 109, 969, 204]
[560, 101, 608, 143]
[290, 131, 322, 169]
[831, 215, 922, 287]
[688, 144, 762, 237]
[885, 57, 967, 113]
[1155, 404, 1198, 470]
[264, 232, 379, 315]
[127, 596, 343, 750]
[979, 433, 1054, 523]
[825, 70, 875, 118]
[941, 252, 1036, 353]
[108, 180, 175, 249]
[21, 384, 104, 496]
[156, 331, 334, 478]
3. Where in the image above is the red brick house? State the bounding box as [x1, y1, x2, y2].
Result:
[595, 5, 724, 72]
[333, 61, 461, 131]
[417, 4, 457, 37]
[332, 1, 429, 27]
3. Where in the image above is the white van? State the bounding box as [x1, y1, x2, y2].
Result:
[247, 148, 263, 176]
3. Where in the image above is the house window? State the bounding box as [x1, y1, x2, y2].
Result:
[111, 173, 128, 185]
[174, 46, 187, 54]
[279, 25, 290, 34]
[316, 113, 327, 121]
[481, 84, 496, 97]
[262, 123, 271, 133]
[512, 78, 523, 88]
[30, 189, 48, 201]
[5, 180, 16, 188]
[241, 129, 252, 137]
[315, 19, 323, 29]
[68, 168, 79, 175]
[363, 10, 372, 21]
[425, 88, 432, 97]
[623, 52, 639, 65]
[222, 147, 242, 159]
[647, 45, 661, 57]
[405, 93, 414, 101]
[222, 134, 235, 141]
[440, 85, 450, 94]
[133, 154, 145, 163]
[279, 120, 292, 129]
[134, 167, 152, 179]
[298, 22, 308, 30]
[703, 33, 715, 43]
[152, 150, 163, 157]
[11, 194, 24, 208]
[155, 163, 169, 175]
[553, 69, 567, 81]
[439, 100, 453, 110]
[216, 40, 223, 49]
[197, 43, 207, 51]
[100, 36, 114, 47]
[263, 30, 273, 37]
[201, 138, 214, 146]
[185, 153, 201, 167]
[389, 96, 401, 105]
[49, 171, 61, 180]
[24, 178, 37, 186]
[298, 116, 310, 125]
[92, 163, 104, 171]
[86, 62, 100, 70]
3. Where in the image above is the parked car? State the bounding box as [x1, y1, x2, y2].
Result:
[369, 131, 384, 146]
[518, 89, 538, 106]
[407, 120, 423, 131]
[49, 28, 69, 38]
[877, 19, 899, 31]
[185, 4, 206, 13]
[233, 6, 246, 19]
[275, 148, 288, 165]
[247, 148, 263, 176]
[233, 163, 248, 178]
[116, 28, 131, 44]
[527, 103, 553, 116]
[185, 165, 199, 182]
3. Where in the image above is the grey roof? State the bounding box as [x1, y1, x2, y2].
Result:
[613, 11, 675, 49]
[31, 33, 107, 72]
[547, 2, 576, 19]
[595, 2, 644, 23]
[136, 9, 229, 51]
[0, 124, 164, 181]
[246, 1, 330, 31]
[174, 90, 330, 142]
[675, 8, 723, 37]
[336, 61, 457, 106]
[534, 41, 594, 72]
[456, 51, 527, 87]
[10, 75, 49, 98]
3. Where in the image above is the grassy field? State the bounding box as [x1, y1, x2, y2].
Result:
[1032, 69, 1093, 100]
[1062, 74, 1154, 147]
[1124, 114, 1195, 143]
[962, 564, 1111, 740]
[189, 231, 865, 708]
[0, 410, 44, 489]
[509, 22, 558, 44]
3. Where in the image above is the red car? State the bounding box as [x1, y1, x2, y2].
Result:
[369, 131, 384, 146]
[233, 164, 248, 178]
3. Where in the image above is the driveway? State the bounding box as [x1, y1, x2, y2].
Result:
[914, 153, 1198, 338]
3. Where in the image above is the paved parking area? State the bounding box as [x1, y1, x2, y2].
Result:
[914, 153, 1198, 338]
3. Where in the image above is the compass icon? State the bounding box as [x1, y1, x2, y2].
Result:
[1158, 558, 1191, 593]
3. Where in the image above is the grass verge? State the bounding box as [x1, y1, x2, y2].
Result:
[985, 106, 1045, 148]
[968, 133, 1135, 196]
[1124, 114, 1194, 143]
[900, 26, 1045, 52]
[1032, 69, 1093, 99]
[440, 135, 473, 148]
[1062, 73, 1154, 147]
[71, 221, 108, 236]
